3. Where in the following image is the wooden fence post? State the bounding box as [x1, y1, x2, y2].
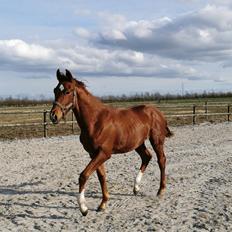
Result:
[43, 110, 48, 137]
[192, 104, 196, 125]
[71, 111, 74, 134]
[205, 101, 208, 120]
[228, 104, 230, 122]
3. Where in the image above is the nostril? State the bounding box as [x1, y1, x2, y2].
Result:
[50, 112, 58, 123]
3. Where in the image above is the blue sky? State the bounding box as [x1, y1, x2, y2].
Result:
[0, 0, 232, 98]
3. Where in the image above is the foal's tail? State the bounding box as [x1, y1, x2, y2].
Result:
[166, 126, 174, 138]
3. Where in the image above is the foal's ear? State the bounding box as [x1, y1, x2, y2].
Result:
[56, 69, 65, 82]
[65, 69, 73, 81]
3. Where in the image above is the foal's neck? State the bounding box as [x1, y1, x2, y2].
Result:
[73, 87, 106, 133]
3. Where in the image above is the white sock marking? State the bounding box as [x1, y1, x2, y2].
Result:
[134, 170, 143, 192]
[78, 189, 88, 213]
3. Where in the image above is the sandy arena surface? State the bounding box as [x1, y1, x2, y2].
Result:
[0, 122, 232, 231]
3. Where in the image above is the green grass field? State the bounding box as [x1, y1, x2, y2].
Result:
[0, 97, 231, 139]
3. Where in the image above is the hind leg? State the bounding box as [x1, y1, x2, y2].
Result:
[133, 143, 152, 195]
[96, 164, 109, 211]
[150, 135, 166, 196]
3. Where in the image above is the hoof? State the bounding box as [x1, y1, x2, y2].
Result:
[133, 188, 138, 196]
[97, 203, 106, 212]
[157, 188, 166, 197]
[81, 209, 88, 216]
[97, 206, 105, 212]
[133, 186, 140, 196]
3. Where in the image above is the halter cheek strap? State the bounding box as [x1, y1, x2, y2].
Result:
[53, 90, 77, 115]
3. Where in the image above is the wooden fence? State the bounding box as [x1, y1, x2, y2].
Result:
[0, 102, 231, 139]
[164, 103, 231, 124]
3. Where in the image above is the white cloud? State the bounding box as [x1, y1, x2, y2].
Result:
[73, 27, 91, 39]
[0, 39, 57, 73]
[0, 39, 54, 61]
[97, 12, 127, 30]
[0, 4, 230, 90]
[126, 21, 153, 39]
[95, 5, 232, 63]
[211, 0, 232, 6]
[1, 2, 232, 98]
[101, 29, 127, 41]
[0, 38, 208, 81]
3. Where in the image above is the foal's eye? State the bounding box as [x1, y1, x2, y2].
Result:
[64, 90, 70, 95]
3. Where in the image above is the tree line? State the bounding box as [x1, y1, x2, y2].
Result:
[0, 91, 232, 107]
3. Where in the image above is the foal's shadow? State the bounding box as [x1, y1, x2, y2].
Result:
[0, 182, 76, 197]
[0, 181, 144, 220]
[0, 181, 78, 220]
[0, 181, 143, 199]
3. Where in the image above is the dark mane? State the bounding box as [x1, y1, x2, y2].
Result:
[74, 78, 86, 88]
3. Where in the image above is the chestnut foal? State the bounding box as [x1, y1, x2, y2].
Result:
[50, 69, 173, 216]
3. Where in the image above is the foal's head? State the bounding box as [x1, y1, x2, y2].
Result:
[50, 69, 78, 124]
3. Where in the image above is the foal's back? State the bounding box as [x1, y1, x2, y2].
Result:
[105, 104, 167, 153]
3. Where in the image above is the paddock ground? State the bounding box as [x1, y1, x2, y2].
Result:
[0, 122, 231, 231]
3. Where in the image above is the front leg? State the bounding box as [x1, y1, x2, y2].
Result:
[78, 150, 110, 216]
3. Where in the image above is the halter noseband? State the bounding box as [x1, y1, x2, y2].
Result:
[53, 90, 77, 115]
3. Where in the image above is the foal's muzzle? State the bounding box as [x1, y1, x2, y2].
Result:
[50, 111, 59, 124]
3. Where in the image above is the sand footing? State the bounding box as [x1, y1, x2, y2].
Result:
[0, 122, 231, 231]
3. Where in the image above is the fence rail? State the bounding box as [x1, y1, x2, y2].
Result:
[0, 102, 231, 138]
